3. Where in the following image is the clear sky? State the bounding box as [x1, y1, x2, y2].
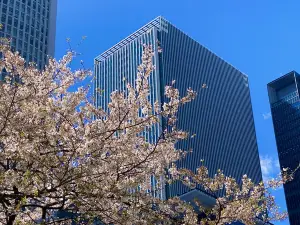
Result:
[55, 1, 300, 224]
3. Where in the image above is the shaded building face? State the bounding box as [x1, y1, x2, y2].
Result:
[95, 16, 262, 199]
[0, 0, 57, 70]
[268, 71, 300, 224]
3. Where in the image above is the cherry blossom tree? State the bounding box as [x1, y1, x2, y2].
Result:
[0, 40, 294, 224]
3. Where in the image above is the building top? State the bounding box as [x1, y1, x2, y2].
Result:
[94, 16, 248, 78]
[267, 71, 300, 105]
[267, 71, 299, 89]
[95, 16, 165, 62]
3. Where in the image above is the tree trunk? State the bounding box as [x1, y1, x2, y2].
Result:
[7, 215, 16, 225]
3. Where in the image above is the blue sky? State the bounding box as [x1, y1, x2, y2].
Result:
[55, 1, 300, 224]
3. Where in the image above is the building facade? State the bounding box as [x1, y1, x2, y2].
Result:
[267, 71, 300, 225]
[94, 16, 262, 199]
[0, 0, 57, 71]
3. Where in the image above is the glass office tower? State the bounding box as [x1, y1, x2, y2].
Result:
[267, 71, 300, 225]
[0, 0, 57, 71]
[95, 16, 262, 199]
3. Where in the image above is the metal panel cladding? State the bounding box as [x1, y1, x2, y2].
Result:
[157, 18, 262, 197]
[94, 16, 263, 199]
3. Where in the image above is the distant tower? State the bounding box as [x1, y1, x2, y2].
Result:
[0, 0, 57, 71]
[267, 71, 300, 225]
[94, 16, 262, 200]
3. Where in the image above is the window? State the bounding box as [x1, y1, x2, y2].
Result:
[11, 37, 16, 46]
[7, 17, 12, 25]
[7, 25, 11, 33]
[1, 16, 6, 23]
[8, 7, 13, 16]
[2, 6, 7, 13]
[14, 19, 18, 28]
[20, 13, 25, 21]
[13, 28, 17, 36]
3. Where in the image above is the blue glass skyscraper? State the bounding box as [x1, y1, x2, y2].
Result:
[267, 71, 300, 225]
[94, 16, 262, 200]
[0, 0, 57, 70]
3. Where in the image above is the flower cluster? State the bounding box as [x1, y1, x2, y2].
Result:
[0, 41, 292, 224]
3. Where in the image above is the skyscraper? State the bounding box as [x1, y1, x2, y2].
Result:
[0, 0, 57, 70]
[267, 71, 300, 225]
[94, 16, 262, 200]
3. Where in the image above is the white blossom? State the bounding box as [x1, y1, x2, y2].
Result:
[0, 42, 293, 224]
